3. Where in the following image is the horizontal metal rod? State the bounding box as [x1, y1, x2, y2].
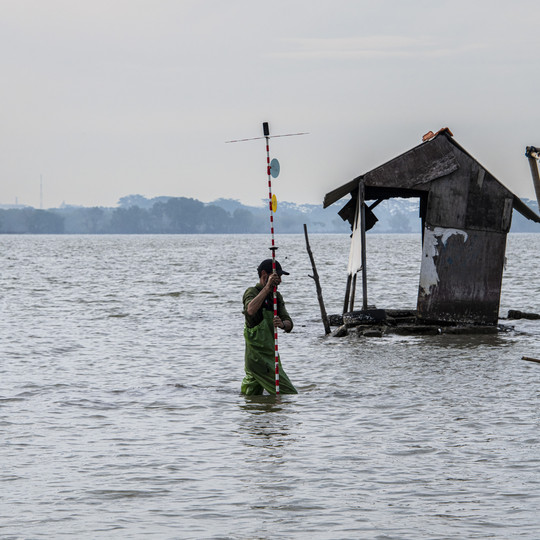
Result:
[225, 132, 309, 144]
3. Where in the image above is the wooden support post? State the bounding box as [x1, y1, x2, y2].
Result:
[343, 274, 352, 315]
[303, 224, 331, 334]
[349, 273, 357, 312]
[359, 179, 368, 311]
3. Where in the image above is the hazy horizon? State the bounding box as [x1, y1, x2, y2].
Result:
[2, 1, 540, 209]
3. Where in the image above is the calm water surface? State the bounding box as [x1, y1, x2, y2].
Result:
[1, 233, 540, 539]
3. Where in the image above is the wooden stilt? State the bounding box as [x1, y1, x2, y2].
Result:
[343, 274, 352, 315]
[359, 180, 368, 311]
[349, 272, 357, 312]
[303, 224, 331, 334]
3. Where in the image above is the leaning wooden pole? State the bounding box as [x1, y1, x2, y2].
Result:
[303, 224, 331, 335]
[525, 146, 540, 212]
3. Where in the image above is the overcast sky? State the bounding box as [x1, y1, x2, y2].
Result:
[2, 0, 539, 209]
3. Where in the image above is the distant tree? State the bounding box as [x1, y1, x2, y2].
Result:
[232, 208, 255, 233]
[117, 194, 151, 209]
[210, 198, 245, 213]
[26, 209, 64, 233]
[388, 211, 413, 233]
[149, 201, 168, 232]
[163, 197, 205, 232]
[84, 207, 105, 233]
[278, 211, 305, 233]
[198, 204, 231, 233]
[110, 206, 151, 233]
[0, 209, 29, 232]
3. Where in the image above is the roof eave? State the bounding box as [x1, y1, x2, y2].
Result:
[323, 176, 361, 208]
[513, 196, 540, 223]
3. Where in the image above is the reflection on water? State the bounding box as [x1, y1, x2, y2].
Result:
[1, 234, 540, 539]
[240, 394, 289, 414]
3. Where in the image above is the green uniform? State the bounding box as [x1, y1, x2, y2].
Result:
[241, 283, 298, 395]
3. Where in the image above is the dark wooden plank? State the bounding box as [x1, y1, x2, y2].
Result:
[522, 356, 540, 364]
[323, 178, 359, 208]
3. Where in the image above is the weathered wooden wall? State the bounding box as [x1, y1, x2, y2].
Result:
[417, 227, 507, 325]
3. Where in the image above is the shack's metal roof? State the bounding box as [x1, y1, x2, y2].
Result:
[323, 130, 540, 223]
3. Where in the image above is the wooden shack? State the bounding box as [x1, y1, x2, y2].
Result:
[324, 128, 540, 326]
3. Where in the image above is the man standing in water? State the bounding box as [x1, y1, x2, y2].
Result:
[241, 259, 298, 395]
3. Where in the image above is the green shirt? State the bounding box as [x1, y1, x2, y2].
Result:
[243, 283, 293, 330]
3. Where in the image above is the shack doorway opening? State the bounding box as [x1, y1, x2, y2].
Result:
[342, 190, 427, 316]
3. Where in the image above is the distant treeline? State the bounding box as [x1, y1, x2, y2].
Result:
[0, 195, 350, 234]
[1, 194, 539, 234]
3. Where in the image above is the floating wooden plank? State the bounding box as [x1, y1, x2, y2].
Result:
[508, 310, 540, 320]
[522, 356, 540, 364]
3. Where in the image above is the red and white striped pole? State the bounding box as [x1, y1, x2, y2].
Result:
[226, 123, 307, 395]
[263, 121, 280, 395]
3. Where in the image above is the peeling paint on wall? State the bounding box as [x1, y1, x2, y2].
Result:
[419, 227, 469, 296]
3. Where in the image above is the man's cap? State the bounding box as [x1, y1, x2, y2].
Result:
[257, 259, 289, 276]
